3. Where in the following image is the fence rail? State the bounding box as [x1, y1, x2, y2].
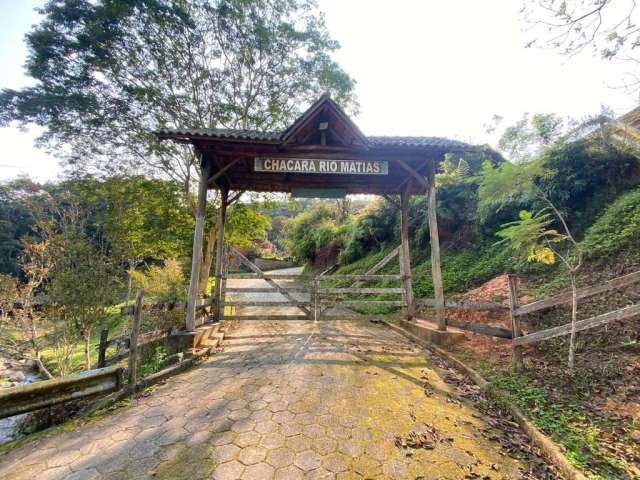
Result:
[0, 366, 123, 420]
[514, 270, 640, 317]
[509, 270, 640, 368]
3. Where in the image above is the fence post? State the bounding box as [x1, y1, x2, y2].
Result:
[507, 274, 523, 370]
[313, 276, 318, 321]
[128, 289, 144, 387]
[97, 328, 109, 368]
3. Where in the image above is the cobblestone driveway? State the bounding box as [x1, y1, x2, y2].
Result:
[0, 318, 531, 480]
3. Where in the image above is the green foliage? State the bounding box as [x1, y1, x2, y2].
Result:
[490, 371, 631, 479]
[0, 0, 357, 182]
[412, 244, 510, 297]
[0, 179, 40, 277]
[285, 203, 350, 262]
[130, 258, 186, 305]
[71, 176, 194, 264]
[495, 210, 564, 266]
[477, 158, 553, 218]
[225, 203, 271, 248]
[580, 187, 640, 259]
[341, 199, 398, 264]
[497, 112, 564, 163]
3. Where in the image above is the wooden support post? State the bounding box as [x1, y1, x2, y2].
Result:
[508, 274, 523, 370]
[399, 188, 416, 320]
[213, 188, 229, 321]
[427, 161, 446, 331]
[97, 328, 109, 368]
[128, 289, 143, 387]
[186, 161, 212, 331]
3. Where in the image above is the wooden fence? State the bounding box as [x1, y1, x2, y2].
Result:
[0, 289, 213, 419]
[509, 271, 640, 368]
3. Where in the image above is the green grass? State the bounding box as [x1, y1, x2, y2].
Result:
[480, 366, 633, 480]
[40, 306, 129, 375]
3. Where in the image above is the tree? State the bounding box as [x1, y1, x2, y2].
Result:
[47, 203, 120, 370]
[0, 0, 357, 307]
[70, 176, 195, 303]
[496, 113, 565, 163]
[0, 0, 357, 188]
[481, 159, 583, 371]
[522, 0, 640, 95]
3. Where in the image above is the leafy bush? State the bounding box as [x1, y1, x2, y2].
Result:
[130, 258, 186, 304]
[580, 187, 640, 259]
[285, 203, 350, 262]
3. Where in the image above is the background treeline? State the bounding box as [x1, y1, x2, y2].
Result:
[0, 176, 275, 377]
[285, 112, 640, 299]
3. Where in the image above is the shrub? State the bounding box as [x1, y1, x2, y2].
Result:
[130, 258, 186, 304]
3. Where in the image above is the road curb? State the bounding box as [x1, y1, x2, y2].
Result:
[382, 320, 588, 480]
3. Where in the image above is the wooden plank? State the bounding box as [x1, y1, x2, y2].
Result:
[0, 366, 123, 419]
[416, 298, 506, 311]
[225, 273, 300, 279]
[319, 274, 402, 281]
[508, 275, 523, 369]
[426, 165, 446, 331]
[395, 158, 430, 189]
[128, 290, 143, 386]
[351, 246, 400, 288]
[186, 162, 212, 331]
[222, 301, 309, 307]
[400, 189, 416, 320]
[210, 157, 242, 182]
[222, 315, 310, 321]
[513, 303, 640, 346]
[447, 319, 513, 338]
[213, 188, 229, 321]
[227, 245, 311, 316]
[225, 287, 309, 293]
[97, 328, 109, 369]
[319, 287, 404, 294]
[320, 300, 406, 307]
[515, 270, 640, 316]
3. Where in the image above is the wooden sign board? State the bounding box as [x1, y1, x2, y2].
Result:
[255, 157, 388, 175]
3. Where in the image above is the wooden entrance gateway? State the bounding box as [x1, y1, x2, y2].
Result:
[218, 242, 407, 322]
[157, 94, 478, 330]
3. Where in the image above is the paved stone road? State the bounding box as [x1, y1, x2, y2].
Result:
[0, 318, 530, 480]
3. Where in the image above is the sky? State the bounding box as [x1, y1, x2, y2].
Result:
[0, 0, 637, 183]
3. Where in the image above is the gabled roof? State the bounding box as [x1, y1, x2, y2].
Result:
[156, 94, 475, 152]
[279, 93, 367, 146]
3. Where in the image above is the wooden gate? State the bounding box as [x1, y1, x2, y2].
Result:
[221, 244, 312, 320]
[220, 244, 410, 321]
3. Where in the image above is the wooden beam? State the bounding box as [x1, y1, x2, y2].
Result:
[515, 270, 640, 316]
[508, 275, 523, 369]
[426, 161, 446, 331]
[210, 156, 242, 183]
[395, 158, 429, 189]
[0, 366, 123, 419]
[128, 290, 143, 386]
[225, 190, 245, 206]
[513, 303, 640, 346]
[185, 162, 212, 331]
[351, 246, 400, 288]
[317, 274, 402, 281]
[227, 245, 311, 316]
[400, 188, 416, 319]
[212, 188, 229, 321]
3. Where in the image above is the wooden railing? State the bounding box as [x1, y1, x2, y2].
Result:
[509, 271, 640, 368]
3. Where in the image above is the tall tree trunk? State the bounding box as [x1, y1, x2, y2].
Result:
[199, 221, 217, 295]
[568, 276, 578, 372]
